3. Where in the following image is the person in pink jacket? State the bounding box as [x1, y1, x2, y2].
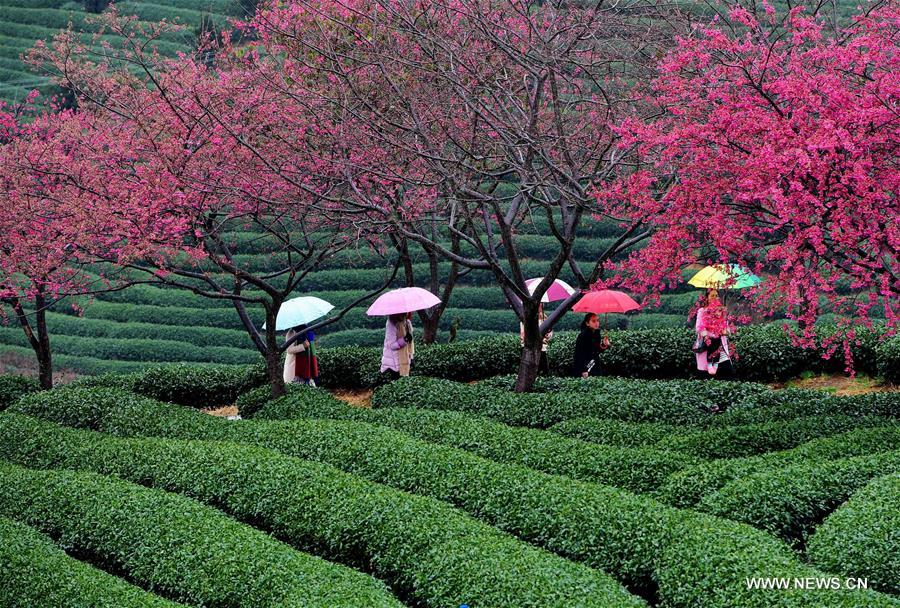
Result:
[381, 312, 415, 379]
[693, 289, 734, 377]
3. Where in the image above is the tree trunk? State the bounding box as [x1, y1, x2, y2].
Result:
[34, 300, 52, 390]
[263, 304, 286, 399]
[514, 308, 542, 393]
[421, 313, 440, 344]
[11, 295, 53, 390]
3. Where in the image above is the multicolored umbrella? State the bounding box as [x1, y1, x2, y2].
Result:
[366, 287, 441, 316]
[572, 290, 641, 314]
[688, 264, 761, 289]
[263, 296, 334, 331]
[525, 277, 577, 303]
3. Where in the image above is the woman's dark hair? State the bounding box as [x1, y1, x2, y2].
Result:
[291, 324, 308, 333]
[388, 313, 406, 324]
[580, 313, 598, 330]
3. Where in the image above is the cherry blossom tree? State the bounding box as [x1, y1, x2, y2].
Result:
[0, 103, 118, 388]
[27, 12, 395, 396]
[250, 0, 668, 390]
[599, 2, 898, 363]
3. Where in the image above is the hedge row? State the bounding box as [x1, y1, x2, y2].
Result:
[250, 387, 701, 494]
[0, 516, 182, 608]
[711, 389, 900, 426]
[696, 450, 900, 545]
[0, 461, 400, 608]
[373, 376, 759, 427]
[42, 312, 255, 349]
[0, 412, 640, 608]
[654, 415, 893, 460]
[655, 425, 900, 508]
[2, 6, 189, 44]
[54, 300, 245, 328]
[548, 418, 677, 448]
[807, 473, 900, 595]
[0, 374, 40, 410]
[14, 387, 899, 608]
[0, 327, 257, 365]
[69, 363, 267, 408]
[877, 336, 900, 384]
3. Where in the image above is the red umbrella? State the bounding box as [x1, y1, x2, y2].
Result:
[572, 290, 640, 314]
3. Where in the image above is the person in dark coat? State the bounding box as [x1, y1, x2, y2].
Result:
[571, 313, 610, 378]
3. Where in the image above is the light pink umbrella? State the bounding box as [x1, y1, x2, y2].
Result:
[525, 277, 576, 303]
[366, 287, 441, 316]
[572, 289, 641, 314]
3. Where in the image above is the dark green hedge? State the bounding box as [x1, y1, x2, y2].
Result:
[807, 473, 900, 595]
[373, 376, 754, 427]
[877, 337, 900, 384]
[711, 389, 900, 425]
[14, 387, 899, 608]
[548, 418, 676, 448]
[0, 327, 257, 364]
[252, 391, 701, 494]
[655, 415, 893, 459]
[0, 375, 40, 410]
[0, 412, 639, 608]
[655, 425, 900, 508]
[697, 451, 900, 545]
[0, 516, 182, 608]
[0, 462, 400, 608]
[43, 312, 254, 349]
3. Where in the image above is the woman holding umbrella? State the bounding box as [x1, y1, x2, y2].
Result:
[382, 312, 415, 380]
[284, 324, 319, 386]
[571, 289, 640, 378]
[367, 287, 441, 380]
[571, 313, 610, 378]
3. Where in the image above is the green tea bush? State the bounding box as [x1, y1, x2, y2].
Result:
[0, 374, 40, 410]
[548, 418, 676, 448]
[807, 473, 900, 595]
[877, 336, 900, 384]
[0, 516, 182, 608]
[0, 461, 400, 608]
[55, 300, 243, 328]
[712, 389, 900, 425]
[15, 388, 899, 608]
[44, 312, 254, 349]
[655, 426, 900, 508]
[697, 451, 900, 544]
[254, 395, 701, 494]
[0, 412, 639, 608]
[375, 376, 737, 427]
[131, 363, 267, 407]
[655, 415, 892, 459]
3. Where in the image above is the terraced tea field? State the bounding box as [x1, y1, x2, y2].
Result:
[1, 372, 897, 607]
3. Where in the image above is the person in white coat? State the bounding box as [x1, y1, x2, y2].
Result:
[283, 326, 316, 386]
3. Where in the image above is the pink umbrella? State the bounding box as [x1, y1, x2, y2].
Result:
[525, 277, 576, 303]
[366, 287, 441, 316]
[572, 289, 641, 314]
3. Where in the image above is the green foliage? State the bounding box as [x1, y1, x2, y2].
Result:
[42, 312, 255, 349]
[807, 473, 900, 595]
[548, 418, 676, 448]
[712, 389, 900, 425]
[655, 415, 893, 459]
[655, 426, 900, 508]
[253, 395, 701, 494]
[13, 387, 899, 608]
[0, 460, 400, 608]
[0, 326, 256, 364]
[0, 412, 638, 608]
[877, 336, 900, 384]
[0, 374, 40, 410]
[0, 516, 182, 608]
[374, 376, 762, 427]
[698, 451, 900, 544]
[131, 363, 267, 407]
